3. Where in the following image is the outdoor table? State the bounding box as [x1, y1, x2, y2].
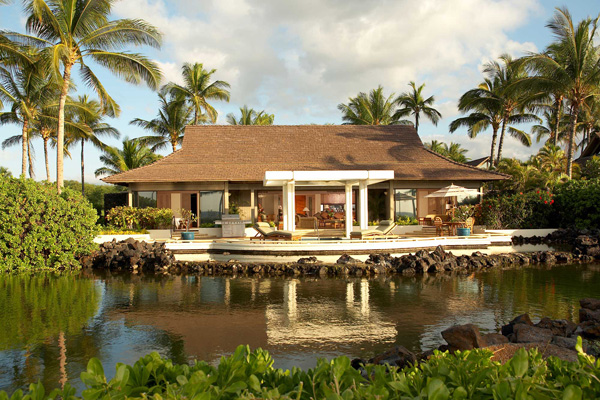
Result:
[442, 221, 463, 236]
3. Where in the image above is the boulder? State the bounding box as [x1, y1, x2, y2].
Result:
[580, 298, 600, 311]
[441, 324, 486, 351]
[579, 321, 600, 339]
[336, 254, 360, 265]
[579, 308, 600, 323]
[482, 333, 509, 346]
[513, 324, 553, 343]
[368, 346, 417, 369]
[501, 314, 533, 336]
[551, 336, 582, 352]
[535, 317, 577, 337]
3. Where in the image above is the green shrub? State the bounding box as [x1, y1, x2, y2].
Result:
[3, 342, 600, 399]
[475, 190, 555, 229]
[106, 206, 173, 230]
[554, 178, 600, 229]
[0, 177, 98, 270]
[395, 216, 418, 225]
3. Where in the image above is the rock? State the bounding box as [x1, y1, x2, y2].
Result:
[297, 256, 319, 264]
[579, 321, 600, 339]
[579, 308, 600, 323]
[487, 343, 578, 363]
[513, 324, 553, 343]
[551, 336, 581, 351]
[535, 317, 577, 337]
[336, 254, 360, 265]
[441, 324, 486, 351]
[580, 298, 600, 311]
[482, 333, 509, 346]
[368, 346, 417, 369]
[501, 314, 533, 336]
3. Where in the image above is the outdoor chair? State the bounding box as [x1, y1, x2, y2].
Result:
[434, 217, 451, 236]
[251, 222, 301, 241]
[464, 217, 474, 230]
[350, 220, 396, 239]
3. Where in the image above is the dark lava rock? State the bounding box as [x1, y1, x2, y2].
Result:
[513, 324, 554, 343]
[551, 336, 582, 352]
[336, 254, 360, 265]
[368, 346, 417, 369]
[580, 298, 600, 311]
[441, 324, 486, 351]
[482, 333, 509, 346]
[579, 308, 600, 323]
[536, 317, 577, 337]
[579, 321, 600, 339]
[297, 256, 319, 264]
[501, 314, 534, 336]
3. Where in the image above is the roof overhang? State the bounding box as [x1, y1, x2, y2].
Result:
[263, 170, 394, 187]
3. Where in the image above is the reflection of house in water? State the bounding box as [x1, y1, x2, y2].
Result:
[266, 280, 397, 349]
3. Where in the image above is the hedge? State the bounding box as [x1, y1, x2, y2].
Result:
[106, 206, 173, 230]
[2, 343, 598, 399]
[0, 177, 98, 270]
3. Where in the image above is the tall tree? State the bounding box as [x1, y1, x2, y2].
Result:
[449, 78, 503, 166]
[424, 140, 469, 163]
[394, 81, 442, 133]
[0, 57, 54, 177]
[9, 0, 162, 192]
[164, 63, 230, 124]
[95, 137, 160, 177]
[226, 105, 274, 125]
[338, 86, 410, 125]
[524, 8, 600, 177]
[70, 95, 119, 194]
[131, 92, 192, 153]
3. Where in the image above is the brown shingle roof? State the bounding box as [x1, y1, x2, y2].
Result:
[102, 125, 508, 184]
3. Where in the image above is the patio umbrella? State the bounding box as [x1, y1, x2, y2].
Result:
[425, 184, 482, 198]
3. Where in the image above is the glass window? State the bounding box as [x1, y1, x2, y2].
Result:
[134, 191, 157, 208]
[200, 191, 223, 224]
[394, 189, 416, 219]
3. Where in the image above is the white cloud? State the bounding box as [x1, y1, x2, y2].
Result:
[112, 0, 543, 158]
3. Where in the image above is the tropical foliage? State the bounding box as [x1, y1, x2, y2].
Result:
[0, 177, 98, 270]
[226, 105, 274, 125]
[164, 62, 230, 124]
[3, 344, 600, 399]
[95, 137, 161, 177]
[425, 140, 470, 163]
[106, 206, 173, 230]
[394, 81, 442, 133]
[339, 86, 409, 125]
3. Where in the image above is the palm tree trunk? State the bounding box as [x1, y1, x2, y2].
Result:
[194, 106, 199, 125]
[172, 140, 177, 153]
[21, 120, 28, 177]
[414, 112, 419, 133]
[496, 119, 508, 166]
[553, 96, 563, 147]
[44, 136, 50, 182]
[81, 138, 85, 195]
[56, 63, 73, 194]
[28, 140, 34, 179]
[490, 126, 499, 168]
[566, 104, 579, 178]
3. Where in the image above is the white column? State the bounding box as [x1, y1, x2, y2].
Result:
[359, 181, 368, 229]
[224, 181, 229, 214]
[250, 189, 255, 222]
[282, 185, 288, 230]
[127, 190, 133, 207]
[388, 181, 395, 220]
[287, 182, 296, 231]
[345, 183, 352, 238]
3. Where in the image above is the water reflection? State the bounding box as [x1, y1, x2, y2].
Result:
[1, 264, 600, 392]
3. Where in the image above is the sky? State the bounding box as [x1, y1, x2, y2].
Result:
[0, 0, 598, 184]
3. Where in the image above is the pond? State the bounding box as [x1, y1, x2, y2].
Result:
[1, 263, 600, 392]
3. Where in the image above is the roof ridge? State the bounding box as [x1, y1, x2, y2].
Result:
[101, 148, 183, 183]
[423, 148, 510, 179]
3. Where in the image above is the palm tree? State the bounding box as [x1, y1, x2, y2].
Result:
[1, 129, 37, 178]
[424, 140, 446, 154]
[0, 166, 11, 178]
[70, 95, 119, 194]
[95, 137, 160, 177]
[394, 81, 442, 133]
[496, 158, 542, 192]
[164, 63, 230, 124]
[0, 57, 55, 177]
[131, 93, 192, 153]
[576, 99, 600, 154]
[531, 110, 570, 145]
[338, 86, 410, 125]
[226, 105, 274, 125]
[523, 8, 600, 177]
[7, 0, 162, 192]
[424, 140, 469, 163]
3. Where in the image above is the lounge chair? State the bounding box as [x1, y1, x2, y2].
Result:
[350, 220, 396, 239]
[251, 222, 301, 241]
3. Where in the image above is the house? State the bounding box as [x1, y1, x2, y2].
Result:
[576, 132, 600, 165]
[466, 156, 491, 169]
[103, 125, 507, 236]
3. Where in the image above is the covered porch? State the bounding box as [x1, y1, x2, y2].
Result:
[263, 170, 394, 238]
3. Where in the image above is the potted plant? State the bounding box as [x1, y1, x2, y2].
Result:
[453, 205, 475, 236]
[179, 208, 198, 240]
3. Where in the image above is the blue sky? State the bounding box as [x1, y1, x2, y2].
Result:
[0, 0, 598, 183]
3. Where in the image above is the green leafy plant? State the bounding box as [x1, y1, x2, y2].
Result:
[395, 216, 418, 225]
[0, 177, 98, 270]
[179, 209, 198, 232]
[475, 190, 555, 229]
[4, 343, 600, 399]
[452, 205, 475, 223]
[106, 207, 173, 230]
